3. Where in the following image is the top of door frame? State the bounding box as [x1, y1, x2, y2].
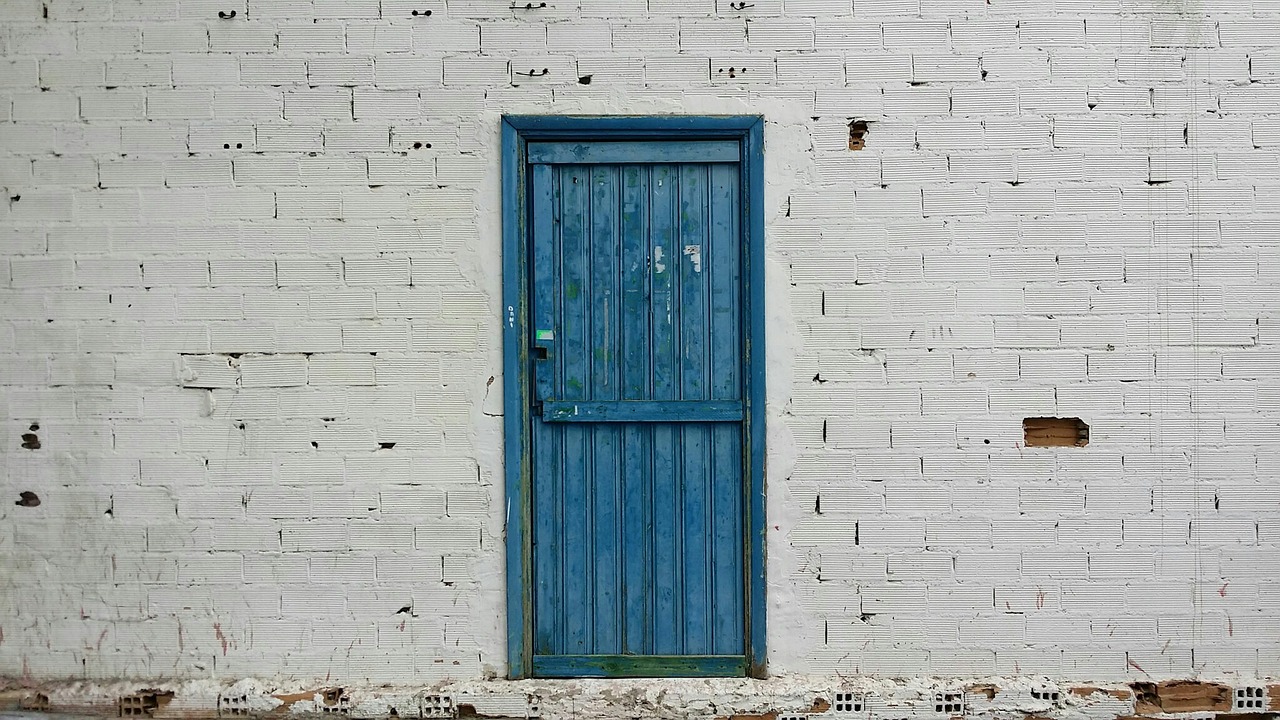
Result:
[501, 115, 767, 680]
[502, 114, 764, 140]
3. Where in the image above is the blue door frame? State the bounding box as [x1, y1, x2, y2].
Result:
[502, 115, 767, 679]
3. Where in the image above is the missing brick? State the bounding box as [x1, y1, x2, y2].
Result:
[20, 693, 49, 712]
[848, 120, 869, 150]
[1134, 681, 1232, 714]
[1023, 417, 1089, 447]
[118, 691, 174, 717]
[321, 689, 350, 715]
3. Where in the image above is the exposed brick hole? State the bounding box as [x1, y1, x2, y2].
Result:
[1235, 688, 1266, 712]
[848, 120, 869, 151]
[396, 605, 413, 614]
[218, 692, 251, 717]
[410, 9, 432, 15]
[969, 685, 998, 700]
[379, 442, 396, 450]
[578, 75, 593, 85]
[1031, 687, 1061, 703]
[1133, 681, 1232, 714]
[935, 692, 965, 715]
[21, 693, 50, 712]
[1023, 417, 1089, 447]
[320, 689, 349, 715]
[118, 691, 174, 717]
[834, 692, 863, 713]
[21, 432, 40, 450]
[217, 9, 236, 18]
[15, 491, 40, 507]
[412, 142, 431, 149]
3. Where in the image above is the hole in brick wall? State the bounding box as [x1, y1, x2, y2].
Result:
[15, 491, 40, 507]
[578, 75, 592, 85]
[1235, 688, 1267, 712]
[1023, 417, 1089, 447]
[420, 694, 454, 719]
[118, 691, 174, 717]
[848, 120, 869, 150]
[1031, 687, 1061, 703]
[934, 692, 965, 715]
[833, 692, 863, 713]
[21, 432, 40, 450]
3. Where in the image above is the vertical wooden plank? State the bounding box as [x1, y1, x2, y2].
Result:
[530, 163, 562, 656]
[677, 164, 712, 653]
[619, 165, 653, 655]
[708, 163, 745, 654]
[501, 119, 529, 678]
[648, 163, 681, 654]
[744, 118, 768, 677]
[558, 164, 592, 654]
[589, 165, 622, 654]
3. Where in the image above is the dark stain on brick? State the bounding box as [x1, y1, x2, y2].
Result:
[15, 491, 40, 507]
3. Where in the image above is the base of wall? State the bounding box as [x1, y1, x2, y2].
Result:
[3, 677, 1278, 720]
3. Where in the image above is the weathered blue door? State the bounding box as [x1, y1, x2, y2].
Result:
[525, 140, 748, 677]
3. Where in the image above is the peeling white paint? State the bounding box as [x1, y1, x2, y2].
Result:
[684, 244, 703, 273]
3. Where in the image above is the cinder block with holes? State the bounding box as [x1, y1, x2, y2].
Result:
[1030, 687, 1061, 704]
[832, 692, 866, 715]
[217, 692, 251, 717]
[934, 693, 965, 716]
[1235, 687, 1267, 711]
[118, 691, 174, 717]
[419, 693, 455, 719]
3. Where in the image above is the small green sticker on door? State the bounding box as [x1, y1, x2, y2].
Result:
[536, 329, 555, 341]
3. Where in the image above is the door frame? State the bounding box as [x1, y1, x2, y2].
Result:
[501, 115, 766, 679]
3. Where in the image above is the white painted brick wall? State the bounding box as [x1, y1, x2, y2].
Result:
[0, 0, 1278, 689]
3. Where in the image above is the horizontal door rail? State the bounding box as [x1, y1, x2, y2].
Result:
[532, 654, 748, 678]
[527, 140, 741, 164]
[539, 400, 744, 423]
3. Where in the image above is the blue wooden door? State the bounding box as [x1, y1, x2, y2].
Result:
[526, 140, 747, 677]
